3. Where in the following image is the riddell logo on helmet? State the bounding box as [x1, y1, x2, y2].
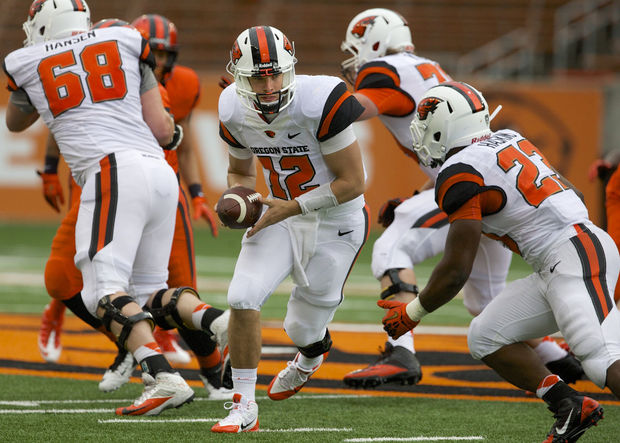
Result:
[351, 16, 377, 38]
[231, 41, 242, 65]
[472, 134, 491, 143]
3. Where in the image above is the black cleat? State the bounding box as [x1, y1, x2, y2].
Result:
[343, 342, 422, 389]
[543, 395, 603, 442]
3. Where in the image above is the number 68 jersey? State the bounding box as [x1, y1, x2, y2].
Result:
[219, 75, 365, 207]
[435, 129, 589, 266]
[3, 26, 164, 186]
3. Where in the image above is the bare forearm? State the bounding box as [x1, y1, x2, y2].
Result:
[418, 259, 469, 312]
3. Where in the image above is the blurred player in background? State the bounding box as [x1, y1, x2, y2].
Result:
[380, 81, 620, 442]
[36, 13, 230, 399]
[5, 0, 231, 415]
[212, 25, 368, 433]
[589, 153, 620, 302]
[339, 7, 584, 389]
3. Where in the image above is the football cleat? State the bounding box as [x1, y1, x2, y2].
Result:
[153, 327, 192, 364]
[99, 348, 136, 392]
[267, 352, 323, 400]
[543, 395, 603, 442]
[116, 371, 194, 416]
[199, 364, 234, 400]
[343, 342, 422, 388]
[38, 302, 65, 363]
[211, 393, 259, 433]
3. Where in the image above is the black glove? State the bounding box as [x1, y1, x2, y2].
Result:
[163, 124, 183, 151]
[377, 197, 404, 228]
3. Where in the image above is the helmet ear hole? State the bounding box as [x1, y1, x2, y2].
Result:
[372, 42, 380, 51]
[433, 132, 441, 141]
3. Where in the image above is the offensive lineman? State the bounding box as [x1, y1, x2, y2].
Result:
[5, 0, 225, 416]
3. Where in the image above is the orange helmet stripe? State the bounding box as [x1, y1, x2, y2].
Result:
[70, 0, 87, 12]
[443, 81, 485, 113]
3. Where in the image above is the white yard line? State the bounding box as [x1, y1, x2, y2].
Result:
[0, 408, 114, 414]
[344, 438, 484, 442]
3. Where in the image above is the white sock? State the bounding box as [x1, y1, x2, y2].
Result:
[231, 368, 257, 401]
[534, 339, 568, 364]
[296, 353, 323, 371]
[388, 330, 415, 353]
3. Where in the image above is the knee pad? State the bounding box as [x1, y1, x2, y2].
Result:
[467, 316, 505, 360]
[297, 329, 332, 358]
[44, 256, 82, 301]
[147, 287, 198, 330]
[380, 268, 419, 300]
[98, 295, 154, 349]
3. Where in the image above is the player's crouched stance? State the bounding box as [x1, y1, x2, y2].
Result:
[99, 287, 229, 416]
[380, 81, 619, 442]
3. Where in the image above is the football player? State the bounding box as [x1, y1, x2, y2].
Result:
[380, 81, 620, 442]
[339, 7, 584, 389]
[6, 0, 228, 416]
[588, 153, 620, 302]
[211, 25, 368, 433]
[36, 14, 231, 399]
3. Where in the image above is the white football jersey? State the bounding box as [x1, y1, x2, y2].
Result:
[219, 75, 365, 209]
[355, 52, 452, 181]
[4, 27, 163, 186]
[435, 129, 589, 265]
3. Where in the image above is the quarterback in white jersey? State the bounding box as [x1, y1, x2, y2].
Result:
[381, 81, 620, 442]
[4, 0, 227, 418]
[212, 26, 367, 433]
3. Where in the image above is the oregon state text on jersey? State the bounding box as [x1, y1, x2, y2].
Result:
[219, 75, 365, 203]
[435, 129, 588, 264]
[3, 26, 163, 187]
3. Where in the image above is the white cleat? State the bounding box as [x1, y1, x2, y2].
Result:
[211, 393, 259, 433]
[115, 371, 194, 416]
[267, 352, 323, 400]
[99, 350, 136, 393]
[199, 374, 234, 400]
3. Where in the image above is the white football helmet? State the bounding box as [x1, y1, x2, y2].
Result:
[340, 8, 414, 85]
[23, 0, 91, 47]
[226, 26, 297, 115]
[410, 82, 492, 167]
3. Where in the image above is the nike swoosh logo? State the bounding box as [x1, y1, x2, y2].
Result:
[550, 261, 561, 273]
[288, 132, 301, 139]
[338, 230, 353, 236]
[555, 409, 573, 435]
[240, 419, 256, 431]
[385, 312, 399, 321]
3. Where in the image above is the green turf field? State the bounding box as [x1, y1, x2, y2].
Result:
[1, 221, 618, 442]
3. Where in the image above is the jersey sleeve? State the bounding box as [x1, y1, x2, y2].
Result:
[435, 163, 506, 222]
[3, 60, 19, 91]
[354, 61, 415, 117]
[219, 120, 251, 158]
[315, 81, 364, 142]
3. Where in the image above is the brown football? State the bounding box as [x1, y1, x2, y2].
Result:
[216, 186, 263, 229]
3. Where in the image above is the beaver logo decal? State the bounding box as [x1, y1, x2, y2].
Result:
[351, 16, 377, 38]
[417, 97, 443, 120]
[231, 40, 242, 65]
